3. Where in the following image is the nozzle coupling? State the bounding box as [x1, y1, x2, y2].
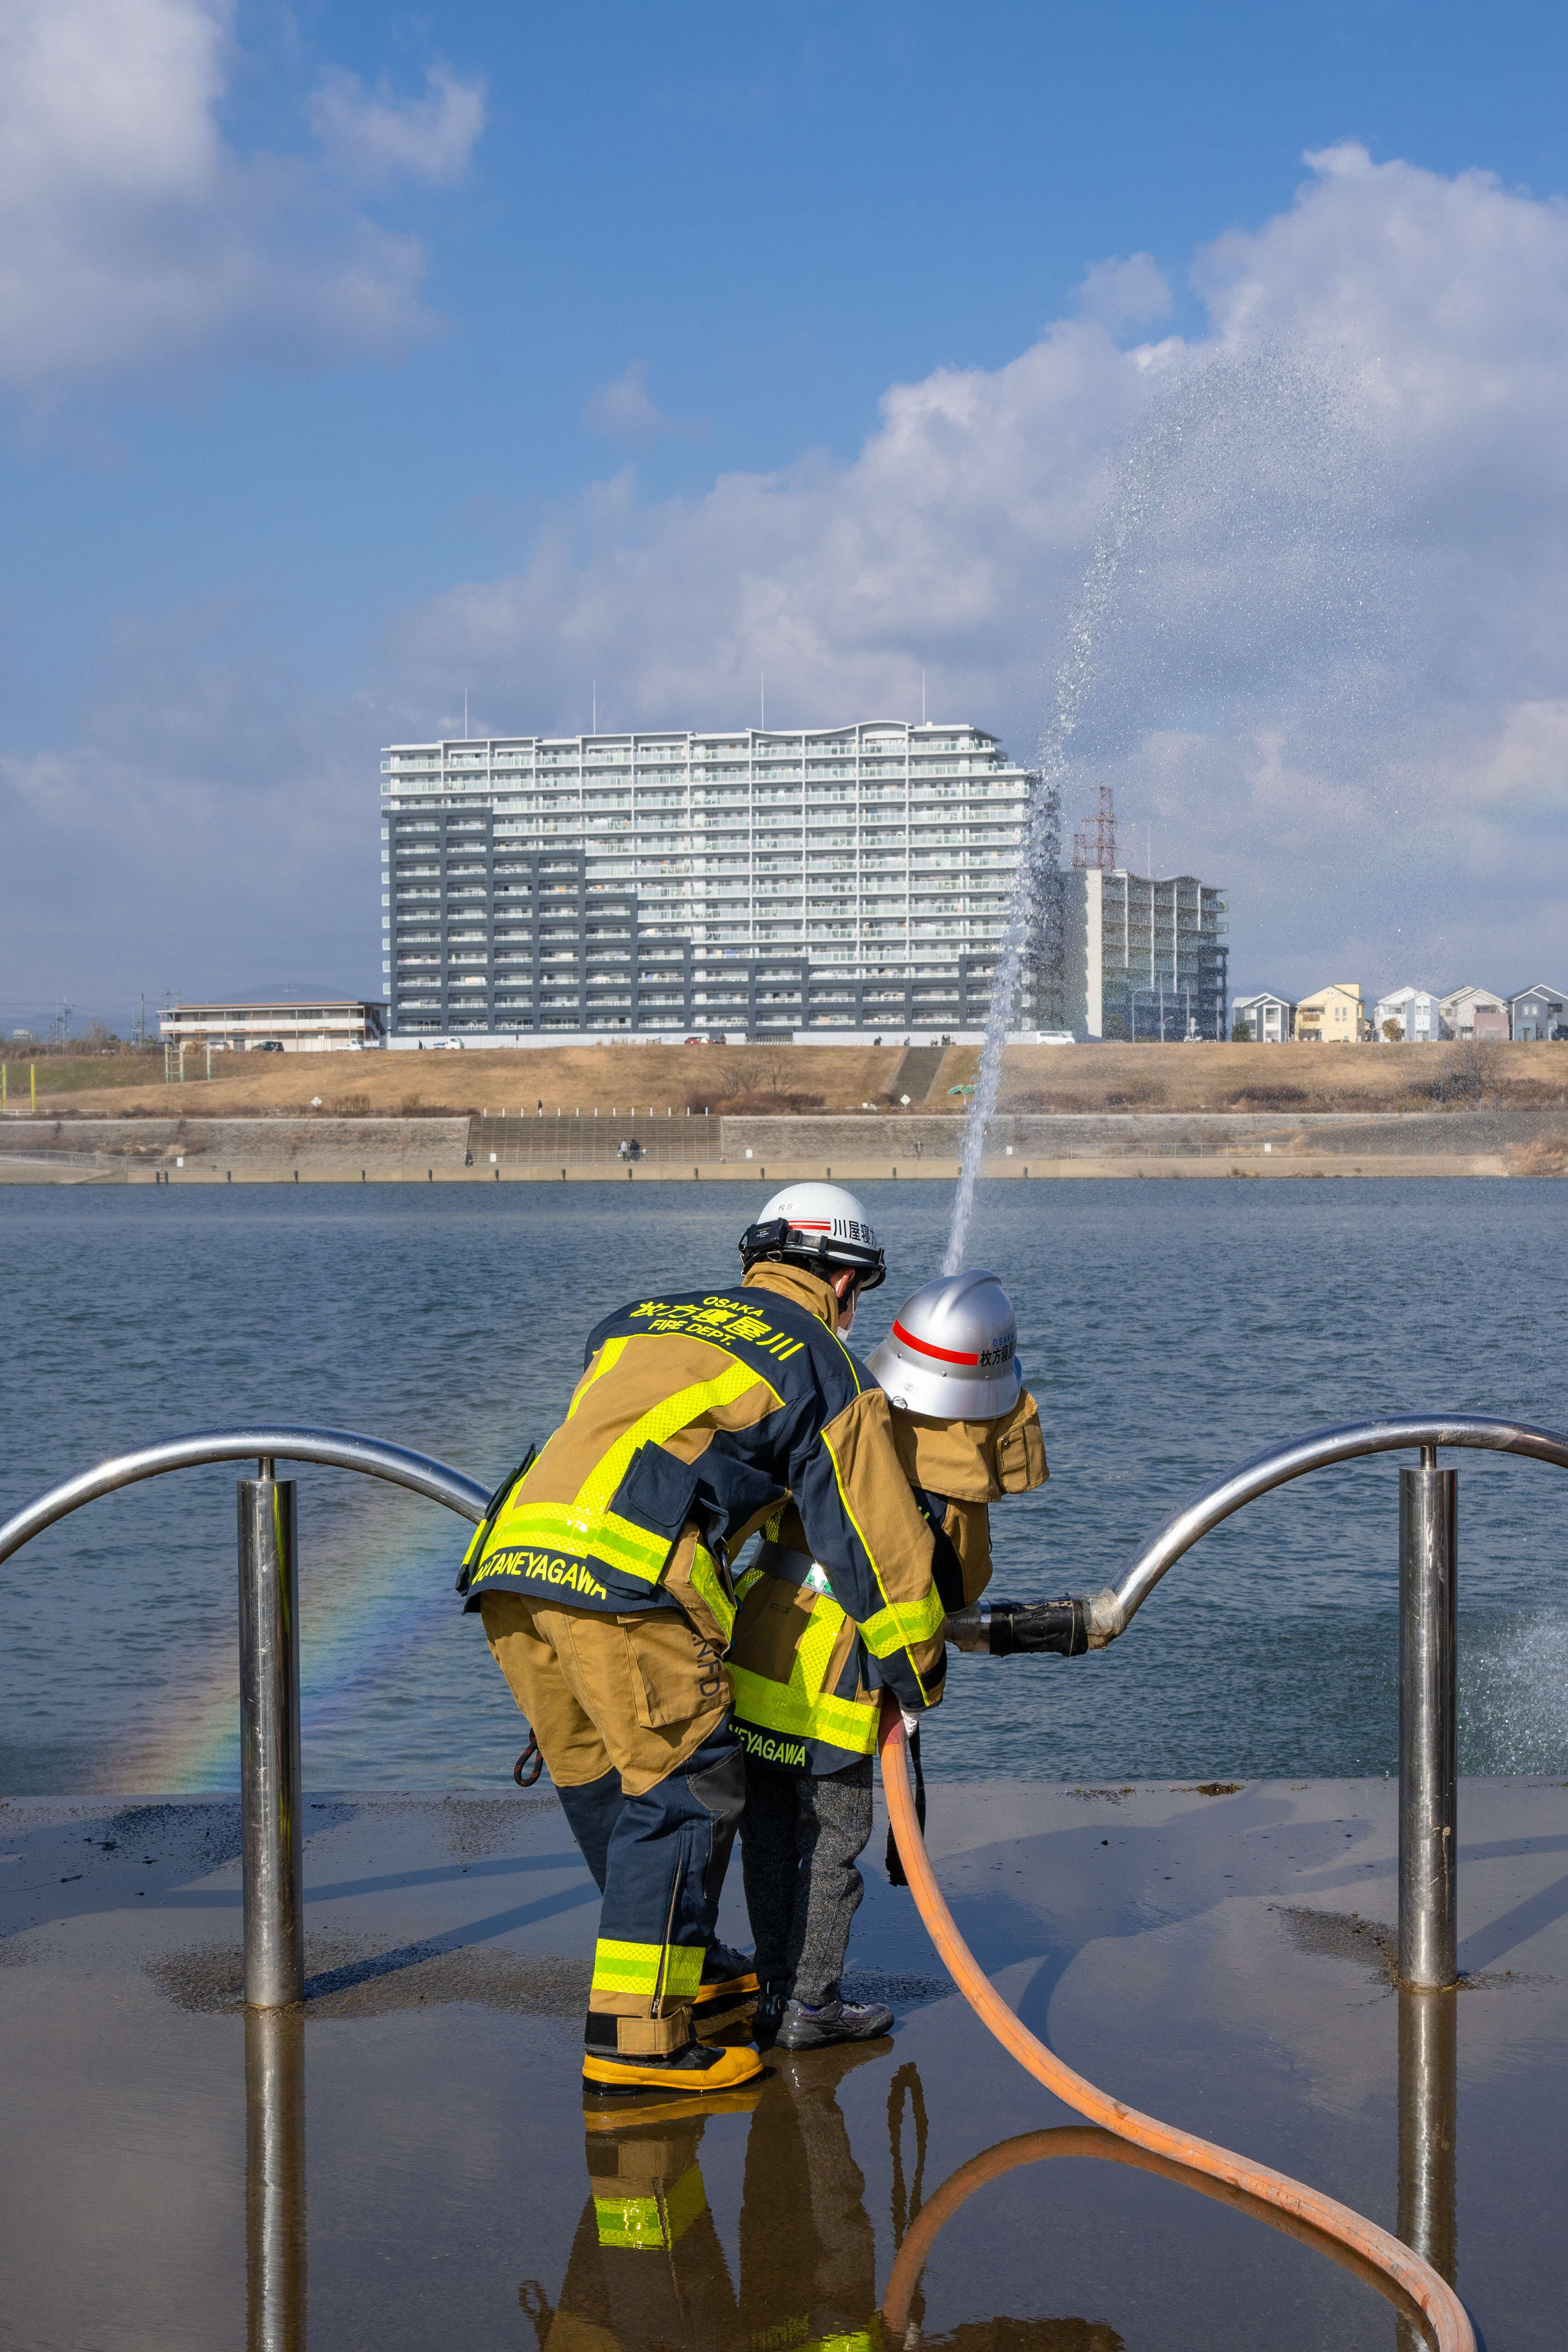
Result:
[944, 1597, 1091, 1657]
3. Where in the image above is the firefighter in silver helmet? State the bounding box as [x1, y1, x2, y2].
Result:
[867, 1269, 1047, 1610]
[730, 1267, 1046, 2051]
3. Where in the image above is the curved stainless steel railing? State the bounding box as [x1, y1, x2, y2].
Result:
[0, 1425, 490, 1566]
[1105, 1413, 1568, 1636]
[3, 1413, 1566, 2002]
[0, 1425, 490, 2013]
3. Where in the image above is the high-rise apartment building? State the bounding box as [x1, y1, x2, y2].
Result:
[379, 722, 1034, 1042]
[1059, 868, 1229, 1041]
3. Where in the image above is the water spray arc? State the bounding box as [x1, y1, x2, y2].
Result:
[944, 406, 1161, 1275]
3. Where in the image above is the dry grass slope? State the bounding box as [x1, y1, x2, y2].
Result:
[6, 1036, 1567, 1122]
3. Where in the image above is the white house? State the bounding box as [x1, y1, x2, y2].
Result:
[1372, 986, 1438, 1043]
[1438, 984, 1509, 1041]
[1232, 990, 1294, 1043]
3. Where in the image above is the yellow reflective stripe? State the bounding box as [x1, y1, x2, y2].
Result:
[859, 1584, 947, 1658]
[594, 2163, 708, 2251]
[592, 1938, 705, 2001]
[727, 1664, 879, 1755]
[568, 1334, 630, 1419]
[491, 1355, 769, 1590]
[572, 1358, 762, 1516]
[662, 1943, 704, 1998]
[796, 1593, 846, 1702]
[501, 1503, 670, 1582]
[687, 1545, 735, 1642]
[593, 1939, 665, 1996]
[818, 1426, 929, 1704]
[733, 1564, 766, 1606]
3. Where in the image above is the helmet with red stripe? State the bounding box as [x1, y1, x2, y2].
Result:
[866, 1270, 1019, 1419]
[739, 1182, 886, 1291]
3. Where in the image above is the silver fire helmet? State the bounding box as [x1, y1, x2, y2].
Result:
[866, 1270, 1021, 1420]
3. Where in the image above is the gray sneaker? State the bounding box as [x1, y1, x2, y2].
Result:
[773, 1986, 893, 2050]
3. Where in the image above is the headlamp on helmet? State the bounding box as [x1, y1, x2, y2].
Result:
[738, 1181, 886, 1292]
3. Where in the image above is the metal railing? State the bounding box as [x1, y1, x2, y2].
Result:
[1, 1413, 1565, 2001]
[1090, 1413, 1568, 1987]
[0, 1428, 488, 2006]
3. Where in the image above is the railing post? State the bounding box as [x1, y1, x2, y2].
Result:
[1399, 1452, 1458, 1988]
[1396, 1983, 1458, 2350]
[246, 2004, 307, 2351]
[239, 1471, 303, 2009]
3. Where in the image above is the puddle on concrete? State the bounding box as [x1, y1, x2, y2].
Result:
[1274, 1904, 1399, 1984]
[151, 1936, 594, 2019]
[149, 1944, 953, 2024]
[6, 1784, 1568, 2349]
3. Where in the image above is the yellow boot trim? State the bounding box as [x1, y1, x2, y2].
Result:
[583, 2086, 764, 2131]
[582, 2044, 763, 2097]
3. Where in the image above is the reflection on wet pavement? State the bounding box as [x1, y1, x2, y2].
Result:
[5, 1782, 1566, 2350]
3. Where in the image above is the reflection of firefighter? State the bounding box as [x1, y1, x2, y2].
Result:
[520, 2098, 752, 2352]
[459, 1182, 944, 2100]
[520, 2047, 887, 2352]
[736, 2043, 887, 2352]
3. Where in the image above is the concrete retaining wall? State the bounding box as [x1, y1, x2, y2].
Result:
[721, 1107, 1568, 1159]
[0, 1117, 471, 1170]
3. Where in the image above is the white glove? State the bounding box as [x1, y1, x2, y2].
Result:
[901, 1709, 921, 1740]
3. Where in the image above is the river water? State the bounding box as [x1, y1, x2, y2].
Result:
[1, 1180, 1564, 1793]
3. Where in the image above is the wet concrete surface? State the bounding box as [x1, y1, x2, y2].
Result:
[1, 1777, 1565, 2350]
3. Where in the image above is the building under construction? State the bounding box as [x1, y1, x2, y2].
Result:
[1052, 787, 1229, 1041]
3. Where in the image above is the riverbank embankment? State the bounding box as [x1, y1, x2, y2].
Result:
[1, 1106, 1563, 1179]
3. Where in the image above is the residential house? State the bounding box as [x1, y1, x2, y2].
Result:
[1295, 983, 1364, 1043]
[1508, 984, 1567, 1042]
[1372, 985, 1438, 1043]
[1438, 985, 1508, 1042]
[1232, 990, 1294, 1042]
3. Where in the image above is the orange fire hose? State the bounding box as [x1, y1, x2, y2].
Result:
[882, 2126, 1426, 2338]
[876, 1697, 1474, 2352]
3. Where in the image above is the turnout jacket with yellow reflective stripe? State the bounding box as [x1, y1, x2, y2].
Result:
[457, 1264, 946, 1717]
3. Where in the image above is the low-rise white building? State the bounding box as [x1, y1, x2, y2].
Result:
[1232, 990, 1293, 1043]
[159, 1001, 387, 1052]
[1438, 984, 1508, 1041]
[1372, 985, 1438, 1043]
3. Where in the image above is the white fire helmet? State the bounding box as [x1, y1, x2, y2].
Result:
[738, 1181, 886, 1290]
[867, 1270, 1020, 1420]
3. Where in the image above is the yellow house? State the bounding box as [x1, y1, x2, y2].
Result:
[1295, 982, 1364, 1043]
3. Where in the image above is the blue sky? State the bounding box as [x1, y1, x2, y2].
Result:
[4, 0, 1568, 1027]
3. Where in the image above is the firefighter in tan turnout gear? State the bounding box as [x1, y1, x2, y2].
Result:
[458, 1182, 945, 2100]
[731, 1269, 1046, 2050]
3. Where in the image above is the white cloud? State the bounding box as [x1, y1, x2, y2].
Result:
[384, 146, 1568, 999]
[0, 604, 373, 1018]
[584, 361, 694, 443]
[1076, 252, 1172, 329]
[308, 63, 486, 187]
[0, 0, 479, 389]
[12, 144, 1568, 1008]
